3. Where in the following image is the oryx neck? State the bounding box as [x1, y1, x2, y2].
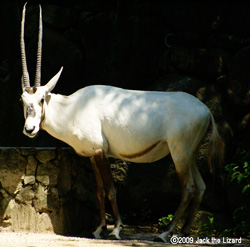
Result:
[40, 93, 72, 141]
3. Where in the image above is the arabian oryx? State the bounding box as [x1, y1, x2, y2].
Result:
[20, 4, 224, 242]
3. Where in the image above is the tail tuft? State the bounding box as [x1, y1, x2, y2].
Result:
[207, 114, 225, 179]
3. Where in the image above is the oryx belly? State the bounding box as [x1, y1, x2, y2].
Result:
[109, 140, 170, 163]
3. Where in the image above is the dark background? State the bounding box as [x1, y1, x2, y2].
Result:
[0, 0, 249, 155]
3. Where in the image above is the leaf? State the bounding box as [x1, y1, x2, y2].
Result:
[232, 165, 239, 171]
[208, 216, 214, 225]
[237, 173, 244, 184]
[242, 184, 250, 194]
[231, 171, 240, 181]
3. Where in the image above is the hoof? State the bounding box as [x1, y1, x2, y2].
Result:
[155, 232, 168, 243]
[92, 232, 108, 239]
[109, 231, 121, 240]
[108, 225, 122, 240]
[154, 236, 165, 242]
[92, 226, 108, 239]
[92, 232, 102, 239]
[108, 234, 120, 240]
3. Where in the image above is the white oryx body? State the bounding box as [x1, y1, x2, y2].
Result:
[20, 3, 224, 243]
[38, 85, 210, 163]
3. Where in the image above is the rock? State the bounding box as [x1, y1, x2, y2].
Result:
[33, 184, 48, 212]
[21, 148, 36, 156]
[0, 148, 27, 195]
[2, 199, 54, 232]
[36, 175, 50, 186]
[110, 159, 129, 184]
[36, 150, 56, 163]
[33, 185, 60, 214]
[15, 186, 34, 205]
[13, 182, 23, 195]
[23, 176, 35, 185]
[47, 187, 60, 211]
[26, 155, 37, 176]
[0, 188, 9, 199]
[36, 162, 60, 186]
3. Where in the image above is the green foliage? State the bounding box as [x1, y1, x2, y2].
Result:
[158, 214, 174, 227]
[158, 214, 218, 236]
[225, 161, 250, 194]
[224, 149, 250, 238]
[157, 214, 182, 233]
[192, 216, 217, 236]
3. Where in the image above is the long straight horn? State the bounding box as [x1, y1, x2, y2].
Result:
[20, 2, 30, 88]
[34, 5, 43, 87]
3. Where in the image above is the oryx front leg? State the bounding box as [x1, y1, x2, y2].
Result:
[90, 151, 107, 239]
[90, 149, 123, 240]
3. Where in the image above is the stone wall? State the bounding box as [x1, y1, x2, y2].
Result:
[0, 147, 98, 236]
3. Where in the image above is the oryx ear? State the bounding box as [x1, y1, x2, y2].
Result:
[45, 67, 63, 93]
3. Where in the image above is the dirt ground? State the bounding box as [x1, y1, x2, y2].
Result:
[0, 226, 249, 247]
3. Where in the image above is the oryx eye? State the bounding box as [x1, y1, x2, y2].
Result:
[20, 98, 24, 105]
[40, 98, 44, 104]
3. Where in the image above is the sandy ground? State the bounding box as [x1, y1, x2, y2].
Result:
[0, 227, 164, 247]
[0, 226, 249, 247]
[0, 232, 163, 247]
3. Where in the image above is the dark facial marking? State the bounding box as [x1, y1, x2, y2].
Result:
[25, 87, 37, 94]
[26, 103, 36, 118]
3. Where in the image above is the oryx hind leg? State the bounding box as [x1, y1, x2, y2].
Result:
[181, 161, 206, 235]
[98, 150, 123, 239]
[157, 155, 196, 242]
